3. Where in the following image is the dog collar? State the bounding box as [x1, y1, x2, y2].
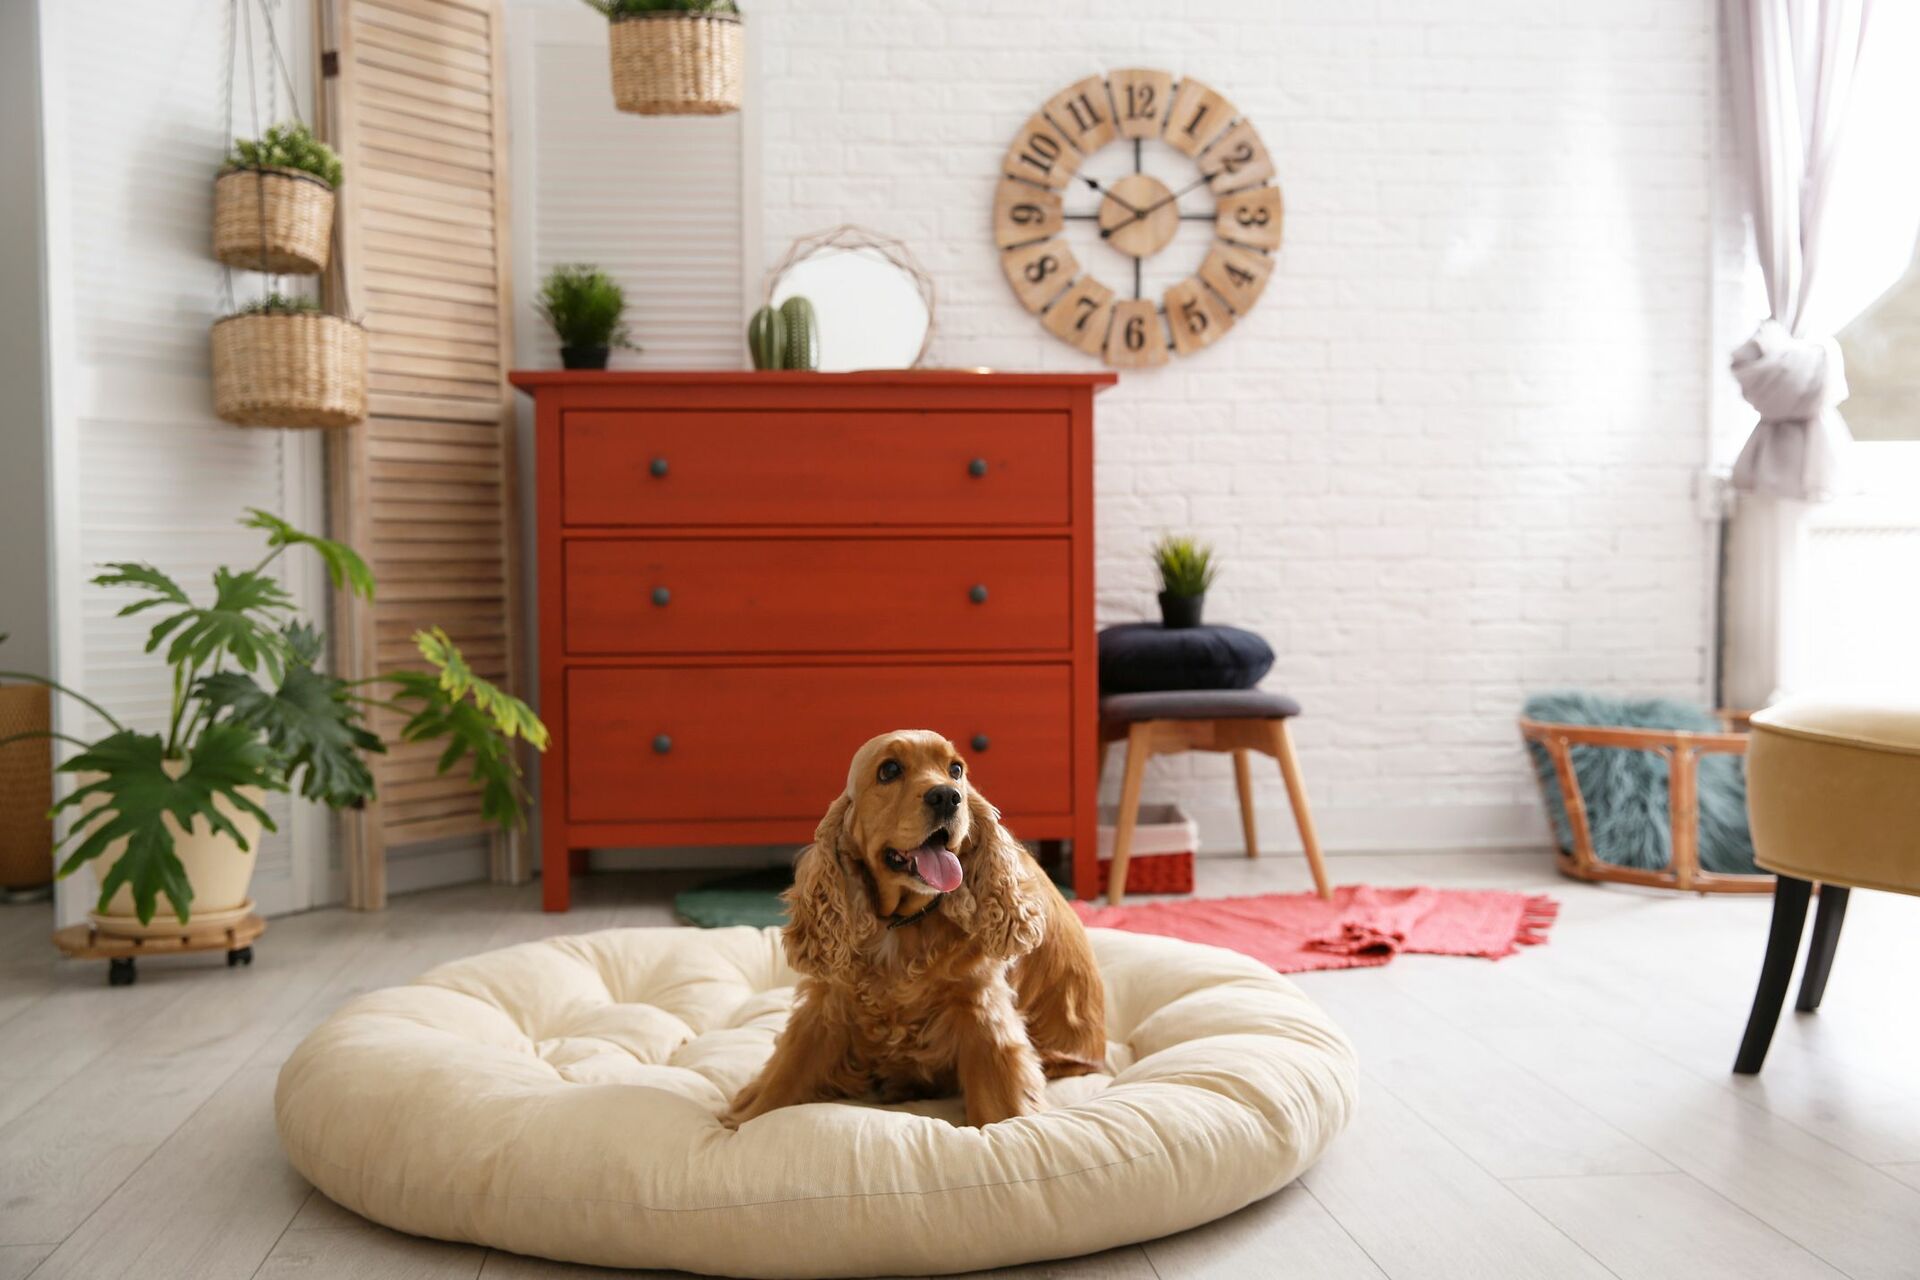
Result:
[886, 894, 944, 930]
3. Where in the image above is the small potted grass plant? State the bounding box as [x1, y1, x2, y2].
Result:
[211, 292, 368, 429]
[215, 122, 343, 275]
[538, 265, 636, 369]
[1152, 534, 1217, 629]
[0, 509, 546, 935]
[582, 1, 743, 116]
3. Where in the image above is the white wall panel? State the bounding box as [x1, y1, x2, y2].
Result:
[43, 0, 329, 923]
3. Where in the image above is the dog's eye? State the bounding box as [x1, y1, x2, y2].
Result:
[877, 759, 902, 783]
[948, 761, 964, 779]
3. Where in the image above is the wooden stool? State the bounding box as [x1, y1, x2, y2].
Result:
[1099, 690, 1331, 905]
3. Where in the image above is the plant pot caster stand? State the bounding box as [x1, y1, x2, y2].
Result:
[52, 914, 267, 987]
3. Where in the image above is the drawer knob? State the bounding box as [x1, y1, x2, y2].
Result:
[969, 584, 989, 604]
[653, 734, 673, 754]
[651, 586, 671, 607]
[971, 734, 990, 752]
[968, 457, 988, 478]
[649, 457, 669, 478]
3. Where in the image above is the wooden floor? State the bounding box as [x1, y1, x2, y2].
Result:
[2, 850, 1917, 1280]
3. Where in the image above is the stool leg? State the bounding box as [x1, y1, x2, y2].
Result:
[1271, 720, 1331, 900]
[1734, 875, 1812, 1075]
[1796, 884, 1849, 1013]
[1233, 749, 1259, 858]
[1109, 723, 1152, 906]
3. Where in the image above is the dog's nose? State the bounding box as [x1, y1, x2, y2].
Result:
[924, 785, 961, 816]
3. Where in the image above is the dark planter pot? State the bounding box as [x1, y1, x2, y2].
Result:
[1158, 591, 1205, 629]
[560, 345, 610, 370]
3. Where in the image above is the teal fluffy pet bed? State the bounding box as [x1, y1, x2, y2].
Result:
[1521, 690, 1758, 879]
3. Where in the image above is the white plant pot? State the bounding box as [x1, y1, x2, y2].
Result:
[79, 762, 264, 938]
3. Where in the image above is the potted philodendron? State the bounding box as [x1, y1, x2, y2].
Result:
[538, 265, 636, 370]
[0, 509, 546, 934]
[583, 1, 743, 117]
[215, 121, 343, 275]
[1152, 534, 1217, 629]
[211, 292, 368, 429]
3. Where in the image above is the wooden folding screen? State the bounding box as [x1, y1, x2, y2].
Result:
[316, 0, 523, 907]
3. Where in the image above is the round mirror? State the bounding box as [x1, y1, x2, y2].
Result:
[765, 226, 935, 370]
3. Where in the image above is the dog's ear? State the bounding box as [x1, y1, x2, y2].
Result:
[781, 791, 873, 979]
[946, 788, 1046, 959]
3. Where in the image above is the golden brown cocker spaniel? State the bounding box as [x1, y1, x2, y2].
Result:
[726, 730, 1108, 1128]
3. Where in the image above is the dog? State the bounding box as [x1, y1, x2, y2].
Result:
[725, 729, 1108, 1128]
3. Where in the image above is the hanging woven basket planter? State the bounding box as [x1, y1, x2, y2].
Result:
[211, 310, 367, 429]
[607, 11, 743, 116]
[213, 166, 335, 275]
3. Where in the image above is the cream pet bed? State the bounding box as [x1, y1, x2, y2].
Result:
[275, 926, 1357, 1278]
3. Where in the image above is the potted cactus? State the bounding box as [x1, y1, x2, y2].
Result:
[1152, 534, 1217, 629]
[538, 265, 636, 370]
[582, 1, 744, 117]
[0, 508, 546, 934]
[746, 296, 819, 370]
[215, 122, 343, 275]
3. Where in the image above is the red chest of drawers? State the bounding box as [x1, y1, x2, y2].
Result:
[510, 370, 1114, 910]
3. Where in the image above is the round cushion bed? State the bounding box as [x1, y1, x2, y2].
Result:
[275, 926, 1357, 1278]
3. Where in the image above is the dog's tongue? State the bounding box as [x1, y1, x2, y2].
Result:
[910, 842, 964, 892]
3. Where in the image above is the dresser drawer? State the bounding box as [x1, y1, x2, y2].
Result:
[564, 537, 1070, 655]
[566, 664, 1072, 823]
[561, 411, 1070, 527]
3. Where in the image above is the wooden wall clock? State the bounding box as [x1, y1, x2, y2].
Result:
[995, 70, 1282, 368]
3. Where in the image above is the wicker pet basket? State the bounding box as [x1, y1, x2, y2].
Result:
[213, 166, 335, 275]
[608, 12, 743, 116]
[0, 684, 53, 894]
[211, 312, 367, 429]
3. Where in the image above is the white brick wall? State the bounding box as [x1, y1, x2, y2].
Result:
[750, 0, 1722, 856]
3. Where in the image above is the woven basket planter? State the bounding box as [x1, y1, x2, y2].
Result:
[609, 12, 742, 116]
[211, 312, 367, 429]
[0, 684, 52, 894]
[214, 166, 335, 275]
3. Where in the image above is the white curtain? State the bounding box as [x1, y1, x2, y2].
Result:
[1723, 0, 1920, 499]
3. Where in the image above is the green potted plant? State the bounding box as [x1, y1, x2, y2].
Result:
[0, 509, 546, 933]
[538, 265, 636, 370]
[215, 121, 343, 275]
[1152, 534, 1217, 629]
[582, 1, 743, 117]
[212, 292, 368, 429]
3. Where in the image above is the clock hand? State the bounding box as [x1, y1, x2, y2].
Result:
[1098, 175, 1212, 238]
[1079, 175, 1145, 217]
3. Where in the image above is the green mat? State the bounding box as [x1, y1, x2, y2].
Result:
[673, 867, 794, 928]
[673, 857, 1077, 929]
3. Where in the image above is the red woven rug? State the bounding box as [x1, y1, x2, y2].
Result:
[1070, 885, 1559, 973]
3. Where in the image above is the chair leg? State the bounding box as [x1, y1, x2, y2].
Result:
[1733, 875, 1812, 1075]
[1233, 749, 1259, 859]
[1795, 884, 1849, 1013]
[1108, 723, 1153, 906]
[1270, 720, 1331, 900]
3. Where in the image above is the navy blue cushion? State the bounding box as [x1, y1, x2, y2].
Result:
[1098, 622, 1275, 694]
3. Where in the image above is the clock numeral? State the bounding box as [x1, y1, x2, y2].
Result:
[999, 113, 1079, 189]
[993, 178, 1064, 248]
[1107, 69, 1173, 139]
[1199, 119, 1275, 194]
[1163, 78, 1235, 157]
[1163, 277, 1236, 358]
[1104, 299, 1168, 369]
[1000, 238, 1079, 314]
[1045, 75, 1116, 151]
[1216, 187, 1283, 250]
[1198, 242, 1273, 315]
[1041, 275, 1116, 356]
